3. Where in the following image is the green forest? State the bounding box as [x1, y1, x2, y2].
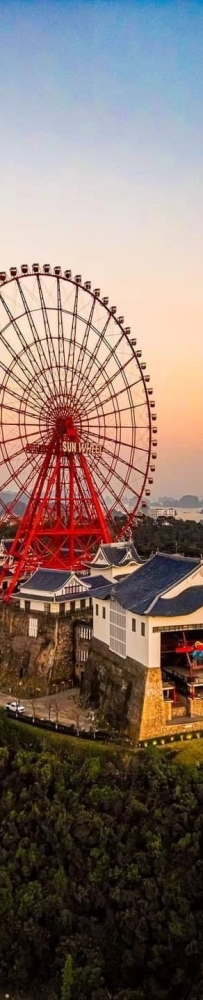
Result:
[133, 516, 203, 558]
[0, 718, 203, 999]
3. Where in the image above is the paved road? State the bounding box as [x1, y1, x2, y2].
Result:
[0, 688, 95, 729]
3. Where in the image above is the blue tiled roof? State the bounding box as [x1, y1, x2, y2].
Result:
[21, 569, 76, 592]
[114, 553, 200, 614]
[80, 575, 109, 592]
[90, 581, 113, 599]
[20, 570, 108, 597]
[152, 586, 203, 617]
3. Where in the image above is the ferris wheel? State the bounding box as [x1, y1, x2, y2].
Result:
[0, 264, 157, 597]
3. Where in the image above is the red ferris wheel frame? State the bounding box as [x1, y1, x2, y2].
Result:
[0, 264, 157, 599]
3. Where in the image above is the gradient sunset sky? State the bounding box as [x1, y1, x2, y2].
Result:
[0, 0, 203, 498]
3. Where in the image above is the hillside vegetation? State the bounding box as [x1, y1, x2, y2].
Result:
[0, 717, 203, 999]
[133, 515, 203, 558]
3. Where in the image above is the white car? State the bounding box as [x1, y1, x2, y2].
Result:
[5, 701, 25, 714]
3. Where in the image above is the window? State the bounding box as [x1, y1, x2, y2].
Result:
[102, 606, 106, 619]
[80, 599, 86, 609]
[65, 581, 83, 595]
[71, 601, 75, 611]
[79, 648, 88, 663]
[110, 600, 126, 658]
[132, 618, 136, 632]
[79, 626, 92, 640]
[96, 604, 99, 616]
[44, 602, 50, 614]
[141, 622, 146, 637]
[29, 617, 38, 638]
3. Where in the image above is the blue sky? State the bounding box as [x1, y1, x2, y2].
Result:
[1, 0, 203, 496]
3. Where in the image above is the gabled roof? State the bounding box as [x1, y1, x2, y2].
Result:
[20, 569, 82, 593]
[113, 553, 200, 614]
[92, 542, 142, 567]
[151, 586, 203, 617]
[18, 571, 108, 600]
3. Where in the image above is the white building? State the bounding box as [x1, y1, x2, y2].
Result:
[89, 541, 142, 581]
[88, 553, 203, 739]
[16, 568, 108, 618]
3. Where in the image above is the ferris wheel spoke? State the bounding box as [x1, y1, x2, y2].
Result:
[0, 378, 41, 420]
[76, 314, 112, 409]
[66, 283, 79, 398]
[96, 403, 148, 422]
[94, 353, 140, 399]
[37, 276, 59, 391]
[0, 458, 40, 518]
[57, 278, 66, 397]
[0, 290, 50, 405]
[73, 297, 95, 400]
[0, 394, 39, 426]
[96, 446, 141, 493]
[99, 440, 147, 478]
[0, 455, 40, 513]
[1, 430, 40, 451]
[1, 401, 39, 425]
[17, 279, 55, 402]
[0, 327, 45, 412]
[85, 427, 146, 466]
[92, 456, 137, 515]
[80, 328, 124, 411]
[86, 375, 143, 418]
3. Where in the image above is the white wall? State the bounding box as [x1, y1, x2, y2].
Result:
[90, 565, 111, 580]
[93, 597, 109, 645]
[30, 600, 45, 612]
[90, 563, 140, 581]
[147, 624, 161, 668]
[93, 600, 159, 669]
[150, 606, 203, 630]
[126, 611, 149, 667]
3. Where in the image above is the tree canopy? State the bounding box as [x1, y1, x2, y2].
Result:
[133, 515, 203, 558]
[0, 716, 203, 999]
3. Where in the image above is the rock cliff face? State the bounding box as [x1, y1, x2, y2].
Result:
[84, 637, 165, 739]
[84, 639, 203, 741]
[0, 604, 91, 696]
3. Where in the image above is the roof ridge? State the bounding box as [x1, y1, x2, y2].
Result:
[155, 551, 200, 563]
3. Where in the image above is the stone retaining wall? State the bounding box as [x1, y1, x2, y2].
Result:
[0, 604, 91, 695]
[84, 637, 203, 741]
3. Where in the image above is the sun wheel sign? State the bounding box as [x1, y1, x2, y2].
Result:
[0, 265, 157, 599]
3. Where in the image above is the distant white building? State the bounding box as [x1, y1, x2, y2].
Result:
[149, 506, 203, 523]
[148, 506, 177, 520]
